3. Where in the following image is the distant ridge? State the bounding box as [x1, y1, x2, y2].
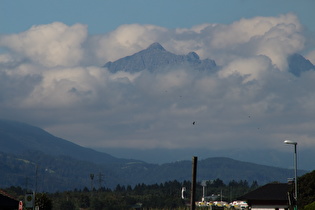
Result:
[103, 42, 217, 72]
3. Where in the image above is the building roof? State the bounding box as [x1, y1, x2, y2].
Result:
[0, 190, 19, 209]
[238, 183, 289, 201]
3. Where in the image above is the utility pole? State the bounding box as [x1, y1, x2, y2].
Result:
[190, 156, 197, 210]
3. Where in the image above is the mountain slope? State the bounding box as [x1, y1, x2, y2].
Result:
[0, 119, 128, 164]
[103, 42, 217, 72]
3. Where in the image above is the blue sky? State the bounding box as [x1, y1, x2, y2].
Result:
[1, 0, 315, 168]
[1, 0, 315, 34]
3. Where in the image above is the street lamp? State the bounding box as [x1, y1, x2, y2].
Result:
[284, 140, 298, 209]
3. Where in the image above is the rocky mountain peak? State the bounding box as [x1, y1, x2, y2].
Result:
[103, 43, 216, 73]
[147, 42, 166, 51]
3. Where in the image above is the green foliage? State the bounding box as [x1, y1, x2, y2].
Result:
[303, 201, 315, 210]
[298, 170, 315, 208]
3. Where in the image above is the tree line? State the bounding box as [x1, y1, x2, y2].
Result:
[4, 178, 259, 210]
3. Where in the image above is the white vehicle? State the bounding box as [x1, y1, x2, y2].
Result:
[231, 201, 248, 209]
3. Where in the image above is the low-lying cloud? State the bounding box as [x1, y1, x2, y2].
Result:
[0, 14, 315, 154]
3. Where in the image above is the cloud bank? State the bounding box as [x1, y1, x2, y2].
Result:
[0, 14, 315, 154]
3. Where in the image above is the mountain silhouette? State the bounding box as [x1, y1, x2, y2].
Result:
[103, 42, 217, 72]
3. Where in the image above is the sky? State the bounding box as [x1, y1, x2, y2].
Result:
[1, 0, 315, 167]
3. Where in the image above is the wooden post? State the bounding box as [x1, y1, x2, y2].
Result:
[190, 156, 198, 210]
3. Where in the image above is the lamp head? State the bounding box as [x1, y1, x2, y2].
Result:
[284, 140, 297, 145]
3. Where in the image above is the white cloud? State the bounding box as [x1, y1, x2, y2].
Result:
[22, 66, 106, 108]
[0, 14, 315, 158]
[0, 22, 87, 67]
[218, 55, 276, 83]
[210, 14, 302, 49]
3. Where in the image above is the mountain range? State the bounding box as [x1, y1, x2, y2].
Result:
[0, 119, 307, 192]
[103, 42, 314, 77]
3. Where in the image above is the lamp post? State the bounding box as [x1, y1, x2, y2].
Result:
[284, 140, 298, 209]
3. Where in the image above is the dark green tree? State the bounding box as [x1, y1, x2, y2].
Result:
[211, 178, 225, 188]
[59, 200, 75, 210]
[78, 194, 90, 208]
[297, 170, 315, 208]
[35, 193, 52, 210]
